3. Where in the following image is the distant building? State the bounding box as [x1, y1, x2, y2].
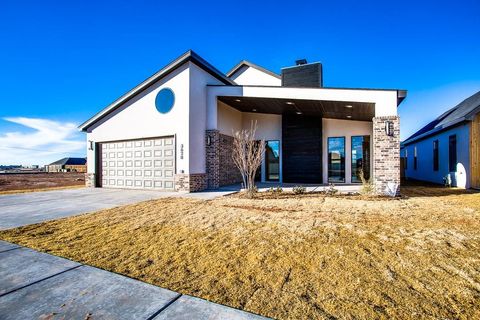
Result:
[401, 91, 480, 189]
[0, 165, 22, 171]
[45, 158, 87, 173]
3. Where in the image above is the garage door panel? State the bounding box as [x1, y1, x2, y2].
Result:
[100, 136, 175, 190]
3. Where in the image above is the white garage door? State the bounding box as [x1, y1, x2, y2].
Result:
[99, 136, 175, 190]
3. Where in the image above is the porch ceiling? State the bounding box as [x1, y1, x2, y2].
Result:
[218, 96, 375, 121]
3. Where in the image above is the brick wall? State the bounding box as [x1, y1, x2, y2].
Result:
[218, 134, 243, 186]
[205, 130, 242, 189]
[85, 173, 95, 187]
[206, 130, 220, 189]
[174, 173, 207, 192]
[372, 116, 401, 196]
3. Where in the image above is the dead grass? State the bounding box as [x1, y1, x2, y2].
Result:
[0, 173, 85, 194]
[0, 185, 85, 195]
[1, 185, 480, 319]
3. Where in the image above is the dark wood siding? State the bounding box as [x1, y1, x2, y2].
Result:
[281, 63, 323, 87]
[282, 115, 322, 183]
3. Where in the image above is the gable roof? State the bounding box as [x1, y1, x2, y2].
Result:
[48, 157, 87, 166]
[227, 60, 281, 79]
[79, 50, 236, 132]
[403, 90, 480, 145]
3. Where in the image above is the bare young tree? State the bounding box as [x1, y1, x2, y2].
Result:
[232, 121, 265, 198]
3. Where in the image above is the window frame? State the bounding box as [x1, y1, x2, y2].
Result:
[449, 135, 457, 172]
[433, 140, 439, 171]
[414, 146, 417, 170]
[327, 136, 346, 183]
[405, 148, 408, 169]
[351, 135, 370, 183]
[265, 140, 280, 182]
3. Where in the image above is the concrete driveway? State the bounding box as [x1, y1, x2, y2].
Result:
[0, 187, 235, 230]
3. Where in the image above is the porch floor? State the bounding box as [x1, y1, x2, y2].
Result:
[216, 182, 362, 194]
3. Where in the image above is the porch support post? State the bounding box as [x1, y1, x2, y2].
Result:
[206, 129, 220, 189]
[372, 116, 401, 196]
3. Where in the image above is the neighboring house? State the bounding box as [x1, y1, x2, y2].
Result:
[79, 50, 406, 194]
[46, 158, 87, 173]
[401, 91, 480, 189]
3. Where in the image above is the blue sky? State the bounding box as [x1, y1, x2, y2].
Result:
[0, 0, 479, 165]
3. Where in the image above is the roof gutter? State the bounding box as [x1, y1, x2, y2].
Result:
[397, 90, 407, 106]
[402, 117, 468, 146]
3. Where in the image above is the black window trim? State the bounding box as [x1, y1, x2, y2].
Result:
[449, 134, 457, 172]
[327, 136, 346, 183]
[433, 140, 439, 171]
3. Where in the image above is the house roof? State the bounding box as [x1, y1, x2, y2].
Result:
[226, 60, 281, 79]
[78, 50, 236, 131]
[48, 157, 87, 166]
[403, 90, 480, 146]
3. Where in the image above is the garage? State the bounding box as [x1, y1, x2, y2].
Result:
[99, 136, 175, 190]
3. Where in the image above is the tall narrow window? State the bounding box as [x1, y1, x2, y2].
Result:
[328, 137, 345, 183]
[414, 146, 417, 170]
[351, 136, 370, 183]
[265, 140, 280, 181]
[449, 135, 457, 172]
[433, 140, 439, 171]
[405, 148, 408, 169]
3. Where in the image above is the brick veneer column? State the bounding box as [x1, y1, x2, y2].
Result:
[206, 130, 220, 189]
[85, 173, 96, 187]
[174, 173, 207, 192]
[372, 116, 401, 196]
[218, 133, 243, 186]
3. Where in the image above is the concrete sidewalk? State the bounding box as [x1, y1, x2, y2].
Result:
[0, 240, 269, 320]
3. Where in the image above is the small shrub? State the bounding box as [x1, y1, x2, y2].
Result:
[244, 185, 258, 198]
[325, 183, 338, 195]
[293, 185, 306, 194]
[267, 186, 283, 193]
[359, 169, 374, 195]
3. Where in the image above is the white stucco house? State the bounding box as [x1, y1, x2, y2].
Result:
[401, 91, 480, 189]
[79, 50, 406, 194]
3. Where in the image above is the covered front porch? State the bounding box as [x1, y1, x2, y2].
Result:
[206, 85, 403, 195]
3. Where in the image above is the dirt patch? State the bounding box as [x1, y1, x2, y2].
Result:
[0, 173, 84, 193]
[1, 185, 479, 319]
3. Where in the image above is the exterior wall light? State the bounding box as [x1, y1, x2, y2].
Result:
[385, 121, 394, 136]
[88, 140, 94, 150]
[206, 135, 212, 146]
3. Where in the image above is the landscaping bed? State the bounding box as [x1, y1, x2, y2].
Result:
[1, 185, 479, 319]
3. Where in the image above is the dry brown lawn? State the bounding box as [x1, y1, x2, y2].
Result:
[1, 185, 480, 319]
[0, 173, 85, 194]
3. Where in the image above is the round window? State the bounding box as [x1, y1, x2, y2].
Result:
[155, 88, 175, 114]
